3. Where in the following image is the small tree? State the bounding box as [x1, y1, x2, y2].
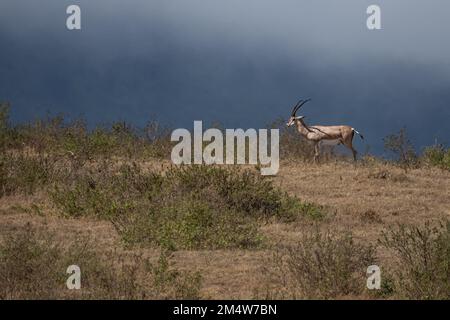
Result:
[383, 127, 417, 171]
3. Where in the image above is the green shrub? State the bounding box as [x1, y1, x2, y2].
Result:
[422, 144, 450, 170]
[0, 153, 55, 197]
[150, 250, 202, 299]
[283, 199, 328, 221]
[379, 220, 450, 299]
[51, 164, 319, 250]
[113, 196, 263, 250]
[165, 165, 287, 217]
[2, 107, 172, 160]
[0, 224, 202, 299]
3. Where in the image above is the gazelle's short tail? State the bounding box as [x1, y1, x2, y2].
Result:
[352, 128, 364, 140]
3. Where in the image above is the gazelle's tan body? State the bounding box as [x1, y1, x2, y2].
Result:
[287, 99, 364, 162]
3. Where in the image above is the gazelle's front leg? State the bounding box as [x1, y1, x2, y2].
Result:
[313, 142, 320, 163]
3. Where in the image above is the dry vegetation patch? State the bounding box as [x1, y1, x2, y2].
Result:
[0, 223, 201, 299]
[257, 229, 376, 299]
[1, 106, 449, 299]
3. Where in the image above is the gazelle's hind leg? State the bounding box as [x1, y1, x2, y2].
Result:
[341, 131, 358, 162]
[343, 141, 357, 161]
[351, 147, 357, 161]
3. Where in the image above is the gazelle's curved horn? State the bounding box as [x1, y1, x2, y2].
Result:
[291, 100, 303, 116]
[296, 98, 311, 112]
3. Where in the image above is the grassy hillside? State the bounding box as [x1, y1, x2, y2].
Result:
[0, 105, 449, 299]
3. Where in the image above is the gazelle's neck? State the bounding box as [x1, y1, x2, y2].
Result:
[295, 119, 311, 136]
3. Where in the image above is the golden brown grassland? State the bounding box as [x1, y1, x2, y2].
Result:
[0, 106, 449, 299]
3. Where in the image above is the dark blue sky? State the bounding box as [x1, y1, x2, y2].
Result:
[1, 0, 449, 154]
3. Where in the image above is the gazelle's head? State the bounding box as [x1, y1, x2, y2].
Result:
[286, 115, 305, 127]
[286, 99, 310, 127]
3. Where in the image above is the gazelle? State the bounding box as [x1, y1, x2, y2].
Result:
[286, 99, 364, 162]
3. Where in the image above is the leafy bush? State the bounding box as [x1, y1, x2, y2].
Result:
[50, 162, 163, 219]
[0, 224, 202, 299]
[113, 197, 263, 250]
[51, 164, 318, 250]
[379, 220, 449, 299]
[165, 165, 285, 217]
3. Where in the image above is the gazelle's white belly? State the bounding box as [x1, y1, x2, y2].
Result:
[319, 139, 341, 146]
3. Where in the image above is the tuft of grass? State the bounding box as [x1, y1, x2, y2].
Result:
[379, 220, 449, 299]
[0, 224, 202, 299]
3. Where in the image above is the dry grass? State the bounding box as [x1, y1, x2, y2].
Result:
[0, 157, 449, 299]
[0, 223, 202, 299]
[275, 160, 449, 236]
[2, 107, 449, 299]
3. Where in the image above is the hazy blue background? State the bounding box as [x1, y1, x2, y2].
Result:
[1, 0, 449, 154]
